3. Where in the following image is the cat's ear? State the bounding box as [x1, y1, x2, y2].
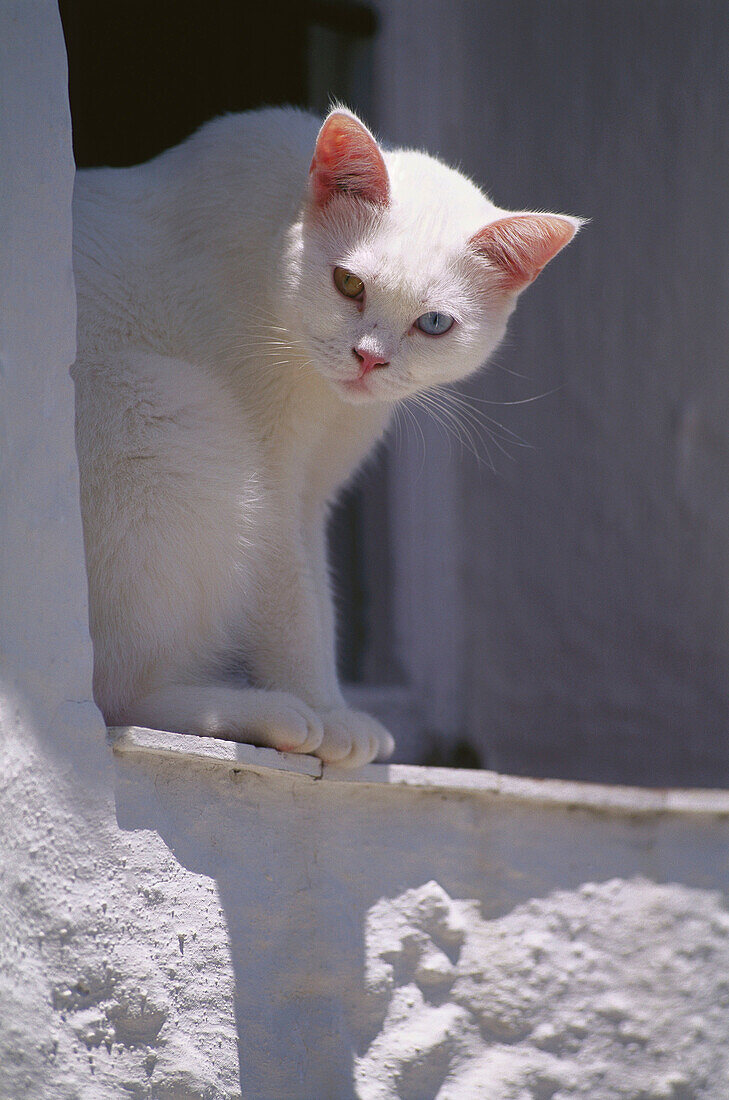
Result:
[309, 110, 390, 209]
[469, 214, 580, 292]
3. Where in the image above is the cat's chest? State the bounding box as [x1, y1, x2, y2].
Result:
[279, 385, 391, 504]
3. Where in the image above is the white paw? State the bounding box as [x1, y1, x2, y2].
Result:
[128, 685, 324, 755]
[246, 691, 324, 754]
[316, 708, 395, 769]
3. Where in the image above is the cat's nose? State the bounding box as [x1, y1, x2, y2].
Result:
[353, 347, 389, 375]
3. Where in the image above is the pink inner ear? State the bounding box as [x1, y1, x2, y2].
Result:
[310, 111, 390, 209]
[470, 214, 577, 290]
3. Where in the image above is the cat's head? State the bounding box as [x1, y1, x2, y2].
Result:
[282, 108, 580, 405]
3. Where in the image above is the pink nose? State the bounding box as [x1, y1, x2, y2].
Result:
[353, 347, 389, 375]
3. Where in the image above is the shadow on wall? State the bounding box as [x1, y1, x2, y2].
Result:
[112, 746, 729, 1099]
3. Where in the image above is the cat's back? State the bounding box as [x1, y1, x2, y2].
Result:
[72, 106, 320, 261]
[72, 106, 321, 359]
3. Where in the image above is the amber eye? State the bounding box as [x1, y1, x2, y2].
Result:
[333, 266, 365, 301]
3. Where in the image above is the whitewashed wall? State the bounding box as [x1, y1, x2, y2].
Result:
[371, 0, 729, 786]
[0, 6, 242, 1096]
[0, 0, 95, 741]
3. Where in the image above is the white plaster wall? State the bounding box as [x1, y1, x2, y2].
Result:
[0, 7, 242, 1097]
[109, 730, 729, 1100]
[0, 0, 94, 735]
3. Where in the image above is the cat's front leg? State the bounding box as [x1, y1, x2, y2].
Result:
[243, 512, 394, 767]
[301, 503, 396, 768]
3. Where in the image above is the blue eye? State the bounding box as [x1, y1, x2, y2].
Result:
[416, 311, 455, 336]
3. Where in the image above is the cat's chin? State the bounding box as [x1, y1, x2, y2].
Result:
[334, 376, 389, 405]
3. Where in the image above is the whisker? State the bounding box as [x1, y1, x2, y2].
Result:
[398, 398, 428, 478]
[454, 385, 563, 407]
[409, 381, 536, 471]
[412, 390, 491, 469]
[429, 386, 534, 450]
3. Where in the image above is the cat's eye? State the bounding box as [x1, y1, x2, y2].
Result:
[416, 311, 455, 336]
[333, 266, 365, 301]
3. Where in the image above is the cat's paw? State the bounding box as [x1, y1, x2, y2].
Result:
[245, 691, 325, 755]
[316, 708, 395, 768]
[131, 685, 324, 755]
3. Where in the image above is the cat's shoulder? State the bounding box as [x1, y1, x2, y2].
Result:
[170, 107, 323, 189]
[194, 106, 322, 150]
[74, 106, 323, 198]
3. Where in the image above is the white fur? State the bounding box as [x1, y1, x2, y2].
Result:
[72, 107, 576, 767]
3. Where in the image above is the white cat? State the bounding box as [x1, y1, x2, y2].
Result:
[71, 107, 579, 767]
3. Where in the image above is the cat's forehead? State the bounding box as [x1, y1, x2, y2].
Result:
[385, 149, 493, 228]
[345, 230, 466, 312]
[340, 150, 496, 299]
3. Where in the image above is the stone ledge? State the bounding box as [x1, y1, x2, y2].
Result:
[109, 725, 729, 817]
[108, 724, 322, 778]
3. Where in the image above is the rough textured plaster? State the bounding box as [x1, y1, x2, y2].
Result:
[109, 733, 729, 1099]
[357, 879, 729, 1099]
[0, 734, 241, 1100]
